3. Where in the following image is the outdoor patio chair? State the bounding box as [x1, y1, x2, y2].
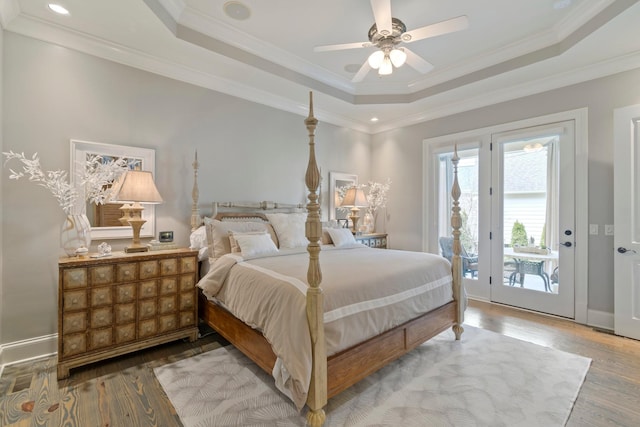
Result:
[439, 236, 478, 278]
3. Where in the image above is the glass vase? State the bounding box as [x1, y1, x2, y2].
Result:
[60, 214, 92, 256]
[363, 212, 375, 234]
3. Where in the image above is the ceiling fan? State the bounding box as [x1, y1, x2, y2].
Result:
[314, 0, 469, 82]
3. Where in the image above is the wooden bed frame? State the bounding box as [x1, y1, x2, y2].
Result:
[190, 92, 464, 426]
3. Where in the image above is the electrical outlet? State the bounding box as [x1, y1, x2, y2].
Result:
[605, 224, 614, 236]
[589, 224, 599, 235]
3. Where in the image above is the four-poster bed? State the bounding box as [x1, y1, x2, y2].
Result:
[191, 92, 464, 426]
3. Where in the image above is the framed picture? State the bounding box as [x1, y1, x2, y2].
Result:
[70, 139, 156, 240]
[329, 171, 358, 221]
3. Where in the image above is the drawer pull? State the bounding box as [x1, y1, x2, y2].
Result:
[167, 321, 173, 327]
[124, 291, 130, 296]
[124, 271, 131, 276]
[71, 298, 78, 304]
[72, 320, 79, 327]
[99, 315, 105, 321]
[71, 344, 77, 349]
[145, 267, 152, 273]
[99, 294, 105, 300]
[146, 307, 152, 313]
[146, 288, 152, 294]
[146, 326, 151, 332]
[168, 303, 173, 309]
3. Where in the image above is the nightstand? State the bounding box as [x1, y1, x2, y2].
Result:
[57, 248, 199, 379]
[355, 233, 388, 249]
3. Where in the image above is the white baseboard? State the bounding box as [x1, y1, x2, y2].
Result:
[0, 334, 58, 370]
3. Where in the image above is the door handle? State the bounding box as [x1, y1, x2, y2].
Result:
[560, 242, 572, 247]
[617, 247, 637, 254]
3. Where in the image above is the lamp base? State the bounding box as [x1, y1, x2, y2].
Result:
[125, 245, 148, 253]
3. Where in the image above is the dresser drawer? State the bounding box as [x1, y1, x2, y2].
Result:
[90, 265, 114, 285]
[116, 263, 138, 282]
[115, 324, 136, 344]
[160, 278, 178, 295]
[138, 319, 157, 338]
[89, 328, 112, 350]
[179, 274, 195, 292]
[62, 334, 86, 357]
[91, 286, 113, 307]
[159, 295, 177, 315]
[159, 314, 178, 333]
[180, 311, 195, 328]
[90, 307, 113, 328]
[139, 299, 157, 319]
[115, 303, 135, 324]
[116, 283, 136, 303]
[140, 261, 159, 279]
[62, 268, 87, 289]
[181, 256, 196, 274]
[179, 292, 195, 311]
[63, 290, 88, 311]
[63, 312, 87, 334]
[160, 258, 178, 276]
[139, 280, 158, 299]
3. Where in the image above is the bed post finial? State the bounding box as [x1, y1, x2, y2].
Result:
[191, 150, 201, 232]
[304, 91, 327, 427]
[451, 145, 465, 340]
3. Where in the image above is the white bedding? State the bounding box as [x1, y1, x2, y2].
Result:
[197, 245, 454, 410]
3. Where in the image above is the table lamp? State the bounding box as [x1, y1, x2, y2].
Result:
[110, 170, 163, 253]
[340, 187, 369, 233]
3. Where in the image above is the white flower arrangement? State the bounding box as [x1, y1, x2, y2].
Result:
[362, 178, 391, 217]
[3, 151, 129, 215]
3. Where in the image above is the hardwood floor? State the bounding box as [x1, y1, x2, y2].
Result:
[1, 300, 639, 426]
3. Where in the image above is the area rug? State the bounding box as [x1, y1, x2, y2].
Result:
[154, 326, 591, 426]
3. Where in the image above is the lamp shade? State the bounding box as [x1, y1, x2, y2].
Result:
[110, 170, 163, 204]
[378, 55, 393, 76]
[368, 50, 385, 69]
[340, 187, 369, 208]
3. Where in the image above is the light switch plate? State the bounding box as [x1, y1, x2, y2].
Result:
[589, 224, 599, 235]
[605, 224, 614, 236]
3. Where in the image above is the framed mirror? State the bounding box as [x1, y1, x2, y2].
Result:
[71, 140, 156, 240]
[329, 171, 358, 221]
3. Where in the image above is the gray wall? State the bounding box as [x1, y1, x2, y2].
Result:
[1, 32, 371, 345]
[371, 67, 640, 314]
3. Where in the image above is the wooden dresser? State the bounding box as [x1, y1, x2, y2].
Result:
[57, 248, 199, 379]
[355, 233, 388, 249]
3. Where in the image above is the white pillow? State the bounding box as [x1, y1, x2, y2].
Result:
[205, 220, 277, 259]
[326, 228, 357, 248]
[265, 213, 308, 249]
[189, 225, 207, 249]
[234, 233, 279, 258]
[228, 231, 267, 253]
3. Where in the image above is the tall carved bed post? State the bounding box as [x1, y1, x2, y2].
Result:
[190, 150, 200, 232]
[450, 146, 465, 340]
[304, 92, 327, 427]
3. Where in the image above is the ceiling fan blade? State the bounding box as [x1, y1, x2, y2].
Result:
[352, 61, 371, 83]
[314, 41, 372, 52]
[370, 0, 392, 35]
[402, 15, 469, 43]
[404, 48, 434, 74]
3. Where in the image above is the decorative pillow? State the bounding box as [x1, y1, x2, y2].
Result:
[229, 231, 268, 253]
[265, 213, 308, 249]
[205, 220, 277, 259]
[321, 228, 333, 245]
[189, 225, 207, 250]
[326, 228, 357, 248]
[234, 233, 279, 258]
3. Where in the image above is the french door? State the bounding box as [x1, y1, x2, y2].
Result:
[428, 115, 583, 319]
[490, 122, 575, 318]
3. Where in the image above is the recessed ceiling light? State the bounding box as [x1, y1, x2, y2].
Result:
[370, 117, 379, 122]
[48, 3, 70, 15]
[223, 1, 251, 20]
[553, 0, 571, 10]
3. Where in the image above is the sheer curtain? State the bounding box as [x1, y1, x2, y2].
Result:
[545, 138, 559, 273]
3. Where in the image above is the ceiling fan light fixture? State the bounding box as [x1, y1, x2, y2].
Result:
[378, 55, 393, 75]
[368, 51, 385, 69]
[389, 48, 407, 67]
